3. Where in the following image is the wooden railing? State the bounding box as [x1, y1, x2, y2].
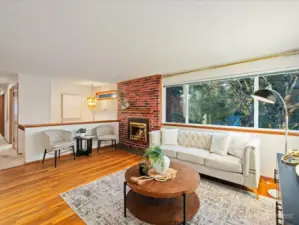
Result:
[18, 120, 120, 131]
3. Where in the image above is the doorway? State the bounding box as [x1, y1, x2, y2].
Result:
[0, 84, 24, 170]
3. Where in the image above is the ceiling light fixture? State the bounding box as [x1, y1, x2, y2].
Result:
[87, 83, 96, 108]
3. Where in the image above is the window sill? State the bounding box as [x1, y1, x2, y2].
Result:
[162, 123, 299, 137]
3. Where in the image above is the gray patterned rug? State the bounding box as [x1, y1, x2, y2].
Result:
[60, 170, 275, 225]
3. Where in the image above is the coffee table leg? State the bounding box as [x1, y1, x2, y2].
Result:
[124, 181, 127, 217]
[183, 193, 186, 225]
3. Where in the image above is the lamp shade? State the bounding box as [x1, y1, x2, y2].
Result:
[251, 89, 276, 104]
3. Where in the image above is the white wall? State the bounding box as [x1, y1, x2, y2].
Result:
[50, 82, 117, 122]
[17, 75, 117, 124]
[163, 54, 299, 86]
[18, 74, 51, 124]
[94, 83, 117, 120]
[50, 80, 94, 123]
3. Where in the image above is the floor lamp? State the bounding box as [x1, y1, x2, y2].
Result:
[252, 89, 289, 199]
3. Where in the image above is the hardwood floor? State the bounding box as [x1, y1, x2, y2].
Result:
[0, 148, 141, 225]
[0, 147, 275, 225]
[258, 176, 276, 198]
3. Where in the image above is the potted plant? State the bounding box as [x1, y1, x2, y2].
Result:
[144, 145, 170, 174]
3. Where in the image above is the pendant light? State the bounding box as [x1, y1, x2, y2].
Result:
[87, 83, 96, 108]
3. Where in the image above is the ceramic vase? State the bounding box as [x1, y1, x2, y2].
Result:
[80, 133, 86, 137]
[152, 156, 170, 174]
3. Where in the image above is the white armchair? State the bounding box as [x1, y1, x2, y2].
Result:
[43, 130, 75, 167]
[95, 125, 117, 153]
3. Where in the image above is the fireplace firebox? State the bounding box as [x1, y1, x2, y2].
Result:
[128, 118, 149, 143]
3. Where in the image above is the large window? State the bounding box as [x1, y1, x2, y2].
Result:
[189, 77, 254, 127]
[165, 69, 299, 130]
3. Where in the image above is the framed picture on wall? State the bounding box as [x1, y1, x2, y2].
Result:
[96, 90, 117, 100]
[61, 93, 82, 121]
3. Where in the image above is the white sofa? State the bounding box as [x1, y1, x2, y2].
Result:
[149, 129, 260, 198]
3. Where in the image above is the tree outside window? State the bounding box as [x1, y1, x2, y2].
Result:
[166, 86, 185, 123]
[165, 70, 299, 130]
[259, 72, 299, 130]
[188, 78, 254, 127]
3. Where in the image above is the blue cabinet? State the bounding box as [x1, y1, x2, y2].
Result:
[276, 153, 299, 225]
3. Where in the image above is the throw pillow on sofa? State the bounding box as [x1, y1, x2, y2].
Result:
[210, 134, 230, 156]
[161, 128, 178, 145]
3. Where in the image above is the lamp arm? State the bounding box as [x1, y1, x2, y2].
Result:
[270, 89, 289, 153]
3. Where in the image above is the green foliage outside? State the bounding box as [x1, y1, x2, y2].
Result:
[166, 71, 299, 130]
[188, 78, 254, 127]
[259, 73, 299, 130]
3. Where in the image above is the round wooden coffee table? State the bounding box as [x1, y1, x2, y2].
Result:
[124, 161, 200, 225]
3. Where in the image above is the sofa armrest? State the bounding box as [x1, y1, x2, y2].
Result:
[149, 130, 161, 147]
[243, 137, 260, 183]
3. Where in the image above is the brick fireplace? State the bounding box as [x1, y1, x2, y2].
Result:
[118, 75, 162, 149]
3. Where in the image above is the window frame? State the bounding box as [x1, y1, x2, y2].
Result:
[163, 68, 299, 132]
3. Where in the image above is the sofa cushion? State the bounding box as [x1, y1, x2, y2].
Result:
[210, 133, 230, 156]
[177, 130, 213, 150]
[228, 134, 251, 159]
[161, 128, 178, 145]
[160, 144, 183, 158]
[52, 141, 73, 149]
[177, 147, 210, 165]
[98, 134, 117, 140]
[205, 153, 242, 173]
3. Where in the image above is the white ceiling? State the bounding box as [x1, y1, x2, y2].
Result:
[0, 0, 298, 83]
[0, 71, 17, 85]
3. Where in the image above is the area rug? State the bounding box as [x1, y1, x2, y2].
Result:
[60, 170, 275, 225]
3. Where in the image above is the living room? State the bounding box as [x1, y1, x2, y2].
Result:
[0, 1, 299, 225]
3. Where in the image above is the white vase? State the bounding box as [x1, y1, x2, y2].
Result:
[152, 156, 170, 174]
